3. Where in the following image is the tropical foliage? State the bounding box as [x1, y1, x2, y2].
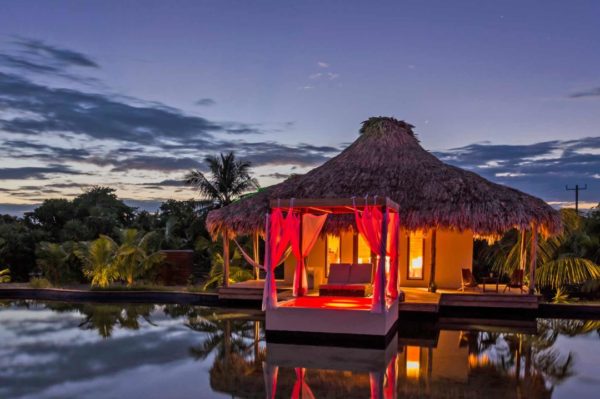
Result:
[481, 208, 600, 295]
[0, 268, 10, 283]
[196, 237, 254, 290]
[76, 229, 164, 287]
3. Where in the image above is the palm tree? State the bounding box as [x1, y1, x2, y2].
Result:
[185, 152, 259, 208]
[76, 235, 119, 288]
[185, 152, 259, 287]
[113, 229, 164, 286]
[486, 209, 600, 292]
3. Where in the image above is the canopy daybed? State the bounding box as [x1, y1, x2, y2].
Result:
[263, 197, 401, 346]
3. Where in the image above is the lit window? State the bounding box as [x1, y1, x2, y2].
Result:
[408, 234, 424, 279]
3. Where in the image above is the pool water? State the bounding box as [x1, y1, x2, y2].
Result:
[0, 301, 598, 398]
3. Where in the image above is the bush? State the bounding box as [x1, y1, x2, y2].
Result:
[29, 277, 53, 289]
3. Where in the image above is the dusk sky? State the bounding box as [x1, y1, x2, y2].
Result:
[1, 0, 599, 214]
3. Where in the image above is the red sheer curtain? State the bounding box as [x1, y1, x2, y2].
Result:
[386, 213, 400, 300]
[290, 213, 327, 297]
[354, 203, 387, 312]
[262, 208, 293, 311]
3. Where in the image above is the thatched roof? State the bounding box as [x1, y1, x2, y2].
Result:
[207, 117, 561, 237]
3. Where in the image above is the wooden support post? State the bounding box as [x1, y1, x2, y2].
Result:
[529, 226, 538, 294]
[519, 229, 526, 271]
[428, 229, 437, 292]
[252, 231, 260, 280]
[223, 231, 230, 288]
[352, 230, 359, 264]
[298, 211, 305, 295]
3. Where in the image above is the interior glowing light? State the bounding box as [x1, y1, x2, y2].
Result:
[358, 257, 363, 263]
[411, 256, 423, 269]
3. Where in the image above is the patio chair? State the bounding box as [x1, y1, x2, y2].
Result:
[319, 263, 373, 297]
[503, 269, 526, 293]
[460, 268, 479, 291]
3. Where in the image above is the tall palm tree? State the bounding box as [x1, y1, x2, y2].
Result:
[185, 152, 259, 208]
[185, 152, 259, 287]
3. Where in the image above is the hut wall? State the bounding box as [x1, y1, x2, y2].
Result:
[434, 229, 474, 289]
[340, 231, 354, 264]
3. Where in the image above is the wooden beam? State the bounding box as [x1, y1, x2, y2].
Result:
[270, 197, 391, 211]
[529, 226, 538, 294]
[306, 207, 333, 214]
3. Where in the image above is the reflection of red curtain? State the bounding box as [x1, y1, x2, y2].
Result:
[262, 208, 293, 311]
[369, 371, 383, 399]
[291, 368, 315, 399]
[290, 214, 327, 296]
[263, 362, 279, 399]
[384, 354, 397, 399]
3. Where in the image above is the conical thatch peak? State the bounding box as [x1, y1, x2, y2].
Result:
[207, 117, 561, 237]
[359, 116, 417, 140]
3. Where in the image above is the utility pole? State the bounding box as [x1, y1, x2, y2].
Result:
[565, 184, 587, 214]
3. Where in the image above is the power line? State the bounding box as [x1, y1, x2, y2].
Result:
[565, 184, 587, 214]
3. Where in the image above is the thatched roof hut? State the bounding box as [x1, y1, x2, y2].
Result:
[207, 117, 561, 238]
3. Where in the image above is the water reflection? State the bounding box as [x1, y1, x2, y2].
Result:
[0, 301, 598, 399]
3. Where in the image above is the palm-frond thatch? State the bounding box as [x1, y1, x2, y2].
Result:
[207, 117, 561, 238]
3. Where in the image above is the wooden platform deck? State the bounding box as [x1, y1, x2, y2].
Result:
[219, 281, 540, 312]
[399, 286, 539, 313]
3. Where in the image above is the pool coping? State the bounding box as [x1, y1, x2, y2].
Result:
[0, 287, 219, 306]
[1, 286, 599, 318]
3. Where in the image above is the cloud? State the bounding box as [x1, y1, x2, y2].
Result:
[15, 38, 99, 68]
[260, 172, 291, 179]
[317, 61, 329, 68]
[435, 137, 600, 203]
[0, 165, 86, 180]
[569, 87, 600, 98]
[108, 156, 203, 172]
[194, 98, 216, 106]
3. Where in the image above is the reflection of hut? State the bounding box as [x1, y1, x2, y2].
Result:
[209, 117, 560, 292]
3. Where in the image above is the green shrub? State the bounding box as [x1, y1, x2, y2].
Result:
[29, 277, 52, 289]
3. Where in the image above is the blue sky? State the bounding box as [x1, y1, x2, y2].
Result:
[0, 0, 599, 213]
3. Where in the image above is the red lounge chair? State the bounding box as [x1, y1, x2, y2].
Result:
[503, 269, 526, 293]
[319, 263, 374, 297]
[460, 268, 479, 291]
